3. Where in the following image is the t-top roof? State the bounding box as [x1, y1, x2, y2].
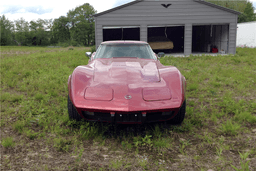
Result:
[101, 40, 148, 45]
[94, 0, 241, 17]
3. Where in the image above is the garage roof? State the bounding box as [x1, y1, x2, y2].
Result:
[94, 0, 241, 17]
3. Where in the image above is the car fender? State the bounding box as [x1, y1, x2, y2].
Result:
[68, 65, 94, 109]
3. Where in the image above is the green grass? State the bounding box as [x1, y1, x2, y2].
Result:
[220, 120, 241, 136]
[1, 137, 15, 148]
[1, 46, 256, 170]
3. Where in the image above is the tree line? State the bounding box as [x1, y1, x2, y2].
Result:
[1, 1, 256, 46]
[1, 3, 96, 46]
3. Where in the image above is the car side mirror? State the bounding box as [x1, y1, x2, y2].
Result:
[85, 52, 92, 58]
[157, 52, 165, 58]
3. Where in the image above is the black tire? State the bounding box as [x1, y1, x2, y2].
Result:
[169, 100, 186, 124]
[68, 95, 82, 121]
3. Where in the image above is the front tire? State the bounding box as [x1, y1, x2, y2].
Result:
[170, 100, 186, 124]
[68, 95, 82, 121]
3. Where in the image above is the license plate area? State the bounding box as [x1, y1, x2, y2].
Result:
[115, 113, 142, 122]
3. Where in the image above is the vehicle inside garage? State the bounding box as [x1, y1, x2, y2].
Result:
[148, 26, 184, 54]
[192, 25, 229, 54]
[103, 26, 140, 41]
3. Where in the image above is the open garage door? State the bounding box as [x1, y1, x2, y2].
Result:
[148, 25, 184, 54]
[192, 25, 229, 54]
[103, 26, 140, 41]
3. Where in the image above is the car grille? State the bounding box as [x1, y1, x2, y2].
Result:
[82, 111, 174, 123]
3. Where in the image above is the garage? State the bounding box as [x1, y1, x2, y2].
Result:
[94, 0, 240, 56]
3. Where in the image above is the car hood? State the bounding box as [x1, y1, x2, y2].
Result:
[70, 58, 183, 110]
[93, 58, 160, 84]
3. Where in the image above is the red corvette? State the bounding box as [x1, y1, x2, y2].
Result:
[68, 41, 186, 124]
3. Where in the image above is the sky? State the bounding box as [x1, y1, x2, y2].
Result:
[0, 0, 256, 22]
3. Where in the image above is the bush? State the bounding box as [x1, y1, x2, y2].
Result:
[71, 40, 82, 47]
[90, 46, 96, 53]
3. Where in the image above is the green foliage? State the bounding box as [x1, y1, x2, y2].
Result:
[1, 137, 15, 148]
[133, 136, 143, 148]
[109, 160, 123, 169]
[0, 3, 96, 46]
[153, 137, 171, 149]
[231, 152, 250, 171]
[171, 120, 193, 133]
[75, 122, 108, 140]
[0, 92, 11, 102]
[67, 3, 96, 46]
[234, 111, 256, 124]
[52, 16, 71, 44]
[152, 124, 162, 138]
[53, 137, 72, 152]
[138, 158, 148, 169]
[221, 120, 241, 136]
[179, 139, 191, 154]
[90, 45, 96, 53]
[187, 83, 198, 91]
[24, 129, 39, 140]
[0, 15, 15, 45]
[121, 140, 133, 150]
[142, 135, 153, 148]
[13, 120, 26, 133]
[239, 2, 256, 23]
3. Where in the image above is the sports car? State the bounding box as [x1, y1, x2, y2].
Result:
[68, 41, 186, 124]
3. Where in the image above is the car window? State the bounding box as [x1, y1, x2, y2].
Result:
[94, 44, 156, 60]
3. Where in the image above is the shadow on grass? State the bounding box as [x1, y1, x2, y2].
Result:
[66, 118, 199, 140]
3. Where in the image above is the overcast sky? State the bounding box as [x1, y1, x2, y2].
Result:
[1, 0, 256, 22]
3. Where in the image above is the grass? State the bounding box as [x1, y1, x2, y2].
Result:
[1, 137, 15, 148]
[1, 46, 256, 170]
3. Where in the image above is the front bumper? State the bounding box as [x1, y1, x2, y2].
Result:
[81, 110, 177, 124]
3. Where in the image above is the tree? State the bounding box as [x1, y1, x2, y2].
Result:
[67, 3, 96, 46]
[29, 19, 49, 45]
[14, 18, 30, 45]
[0, 15, 15, 45]
[52, 16, 70, 44]
[243, 2, 256, 21]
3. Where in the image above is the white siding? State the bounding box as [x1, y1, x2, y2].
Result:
[237, 22, 256, 48]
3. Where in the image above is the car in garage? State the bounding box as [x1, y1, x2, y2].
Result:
[68, 41, 186, 124]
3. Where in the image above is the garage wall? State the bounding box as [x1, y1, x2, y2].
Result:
[185, 24, 192, 55]
[95, 0, 239, 54]
[229, 22, 238, 54]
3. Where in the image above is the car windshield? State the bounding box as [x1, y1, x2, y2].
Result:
[94, 43, 156, 60]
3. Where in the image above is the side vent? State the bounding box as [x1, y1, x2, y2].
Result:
[161, 4, 172, 8]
